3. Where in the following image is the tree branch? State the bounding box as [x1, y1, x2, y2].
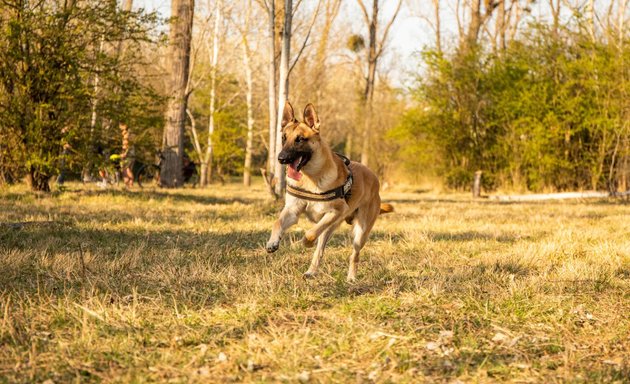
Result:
[254, 0, 269, 12]
[289, 0, 322, 74]
[356, 0, 371, 26]
[375, 0, 402, 60]
[186, 108, 203, 159]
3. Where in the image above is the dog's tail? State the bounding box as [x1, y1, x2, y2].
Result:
[380, 203, 394, 214]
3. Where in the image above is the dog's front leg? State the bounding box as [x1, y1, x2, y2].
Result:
[302, 210, 344, 248]
[266, 201, 304, 253]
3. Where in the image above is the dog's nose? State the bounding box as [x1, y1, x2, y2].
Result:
[278, 151, 291, 164]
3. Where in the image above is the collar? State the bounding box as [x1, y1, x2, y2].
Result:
[286, 153, 353, 202]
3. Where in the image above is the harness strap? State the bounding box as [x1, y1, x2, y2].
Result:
[286, 153, 353, 202]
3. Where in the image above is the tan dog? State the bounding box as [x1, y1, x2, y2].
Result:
[266, 102, 393, 282]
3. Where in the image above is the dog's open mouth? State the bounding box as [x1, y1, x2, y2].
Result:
[287, 156, 309, 181]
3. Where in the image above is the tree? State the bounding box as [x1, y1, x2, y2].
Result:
[197, 0, 223, 187]
[256, 0, 278, 177]
[161, 0, 194, 188]
[356, 0, 402, 166]
[273, 0, 293, 196]
[238, 0, 256, 187]
[0, 0, 155, 191]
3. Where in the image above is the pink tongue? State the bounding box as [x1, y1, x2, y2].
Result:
[287, 158, 302, 180]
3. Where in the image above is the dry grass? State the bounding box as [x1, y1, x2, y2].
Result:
[1, 181, 629, 383]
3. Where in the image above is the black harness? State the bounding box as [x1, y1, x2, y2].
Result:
[286, 153, 353, 202]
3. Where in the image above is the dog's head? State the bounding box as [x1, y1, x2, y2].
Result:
[277, 102, 321, 177]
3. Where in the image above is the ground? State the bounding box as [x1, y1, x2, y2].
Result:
[0, 181, 629, 383]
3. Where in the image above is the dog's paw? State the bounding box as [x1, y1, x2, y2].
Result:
[347, 268, 357, 283]
[265, 240, 279, 253]
[303, 270, 318, 279]
[302, 233, 316, 248]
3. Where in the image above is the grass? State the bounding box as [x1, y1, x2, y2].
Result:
[1, 181, 629, 383]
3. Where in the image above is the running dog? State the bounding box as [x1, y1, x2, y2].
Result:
[265, 102, 393, 282]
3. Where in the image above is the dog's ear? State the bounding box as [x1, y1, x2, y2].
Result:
[281, 101, 296, 128]
[303, 103, 320, 133]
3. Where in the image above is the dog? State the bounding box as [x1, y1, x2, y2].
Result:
[265, 102, 394, 282]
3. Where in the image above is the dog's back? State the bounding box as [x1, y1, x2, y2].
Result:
[345, 161, 393, 219]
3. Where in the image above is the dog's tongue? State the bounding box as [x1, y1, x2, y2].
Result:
[287, 157, 302, 181]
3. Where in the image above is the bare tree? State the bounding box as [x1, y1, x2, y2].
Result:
[409, 0, 441, 53]
[356, 0, 402, 166]
[433, 0, 442, 53]
[85, 35, 104, 182]
[255, 0, 278, 178]
[313, 0, 342, 99]
[195, 0, 223, 187]
[274, 0, 293, 196]
[616, 0, 629, 191]
[239, 0, 256, 186]
[161, 0, 194, 187]
[496, 0, 506, 51]
[464, 0, 501, 50]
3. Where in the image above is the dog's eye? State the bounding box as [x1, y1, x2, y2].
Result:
[295, 136, 306, 143]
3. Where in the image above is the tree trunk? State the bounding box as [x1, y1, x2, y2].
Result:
[463, 0, 500, 51]
[201, 0, 222, 187]
[620, 143, 628, 191]
[356, 0, 400, 166]
[84, 35, 104, 182]
[161, 0, 194, 188]
[242, 4, 255, 187]
[587, 0, 595, 41]
[274, 0, 292, 196]
[118, 0, 134, 53]
[185, 108, 204, 187]
[507, 0, 523, 43]
[199, 161, 209, 186]
[472, 170, 482, 198]
[432, 0, 441, 53]
[359, 0, 378, 167]
[466, 0, 483, 48]
[267, 0, 277, 174]
[497, 0, 506, 51]
[618, 0, 628, 191]
[550, 0, 561, 37]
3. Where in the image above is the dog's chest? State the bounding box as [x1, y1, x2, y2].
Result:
[304, 201, 330, 223]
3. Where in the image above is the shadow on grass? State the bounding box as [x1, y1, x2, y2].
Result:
[321, 229, 408, 247]
[0, 188, 261, 206]
[427, 230, 524, 243]
[0, 221, 272, 303]
[0, 193, 265, 225]
[75, 189, 260, 206]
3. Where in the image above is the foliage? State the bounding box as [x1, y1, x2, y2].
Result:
[394, 22, 630, 192]
[211, 109, 247, 178]
[0, 0, 160, 191]
[187, 73, 248, 179]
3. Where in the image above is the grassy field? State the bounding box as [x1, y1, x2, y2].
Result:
[1, 181, 629, 383]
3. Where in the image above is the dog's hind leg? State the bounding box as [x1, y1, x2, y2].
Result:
[304, 220, 342, 278]
[347, 205, 379, 282]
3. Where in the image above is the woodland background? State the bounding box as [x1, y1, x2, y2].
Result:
[0, 0, 628, 194]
